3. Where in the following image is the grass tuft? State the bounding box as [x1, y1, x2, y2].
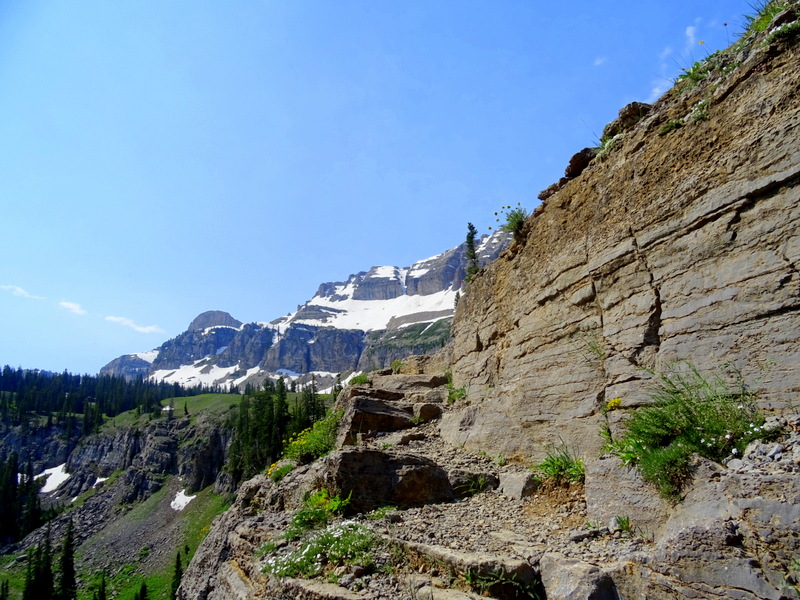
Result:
[606, 364, 779, 500]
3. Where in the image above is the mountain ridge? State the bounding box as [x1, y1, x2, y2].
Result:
[101, 232, 508, 390]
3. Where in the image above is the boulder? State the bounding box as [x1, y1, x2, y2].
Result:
[498, 470, 539, 500]
[564, 147, 599, 179]
[317, 448, 454, 512]
[601, 101, 652, 138]
[539, 553, 617, 600]
[336, 396, 415, 446]
[584, 455, 671, 539]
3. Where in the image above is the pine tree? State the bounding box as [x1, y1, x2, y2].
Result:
[41, 526, 55, 600]
[133, 582, 148, 600]
[58, 517, 77, 600]
[92, 571, 106, 600]
[170, 551, 183, 600]
[465, 222, 479, 282]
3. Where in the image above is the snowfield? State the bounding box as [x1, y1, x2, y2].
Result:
[170, 489, 196, 511]
[36, 463, 71, 493]
[291, 286, 458, 331]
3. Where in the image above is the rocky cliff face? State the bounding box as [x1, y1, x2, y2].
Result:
[8, 410, 235, 575]
[445, 25, 800, 463]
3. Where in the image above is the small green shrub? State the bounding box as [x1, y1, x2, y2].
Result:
[606, 364, 779, 500]
[489, 203, 529, 245]
[493, 454, 507, 466]
[349, 373, 370, 386]
[457, 474, 490, 496]
[658, 119, 684, 136]
[744, 1, 789, 35]
[765, 19, 800, 44]
[689, 99, 710, 122]
[614, 515, 632, 534]
[447, 386, 466, 403]
[269, 464, 294, 483]
[366, 505, 398, 520]
[463, 567, 542, 599]
[286, 489, 351, 540]
[534, 445, 584, 484]
[283, 410, 343, 464]
[391, 359, 404, 374]
[595, 134, 618, 162]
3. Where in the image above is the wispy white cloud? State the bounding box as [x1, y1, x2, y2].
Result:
[1, 285, 45, 300]
[105, 316, 164, 334]
[685, 25, 697, 48]
[59, 301, 88, 316]
[593, 56, 608, 67]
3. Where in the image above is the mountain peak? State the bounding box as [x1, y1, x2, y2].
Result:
[187, 311, 243, 332]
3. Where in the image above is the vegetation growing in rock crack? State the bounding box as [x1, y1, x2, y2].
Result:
[349, 373, 371, 386]
[532, 444, 585, 484]
[489, 203, 529, 245]
[744, 1, 791, 36]
[444, 370, 467, 404]
[260, 490, 381, 581]
[285, 489, 352, 540]
[263, 521, 378, 579]
[282, 409, 343, 465]
[604, 363, 779, 501]
[595, 134, 618, 161]
[463, 567, 543, 599]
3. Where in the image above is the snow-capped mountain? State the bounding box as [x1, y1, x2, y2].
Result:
[100, 232, 508, 390]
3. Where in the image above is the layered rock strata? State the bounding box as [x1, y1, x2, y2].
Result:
[447, 25, 800, 463]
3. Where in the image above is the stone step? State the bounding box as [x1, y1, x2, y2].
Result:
[394, 538, 542, 599]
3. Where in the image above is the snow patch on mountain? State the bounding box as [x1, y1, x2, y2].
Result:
[368, 266, 398, 279]
[135, 350, 159, 363]
[289, 286, 458, 331]
[37, 463, 70, 493]
[151, 361, 241, 388]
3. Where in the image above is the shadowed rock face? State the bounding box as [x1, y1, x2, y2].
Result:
[447, 36, 800, 463]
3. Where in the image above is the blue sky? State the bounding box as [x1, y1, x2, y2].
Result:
[1, 1, 753, 374]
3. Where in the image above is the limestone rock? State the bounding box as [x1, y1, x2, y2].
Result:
[450, 37, 800, 463]
[498, 470, 539, 500]
[601, 101, 652, 138]
[336, 396, 415, 446]
[584, 455, 671, 539]
[369, 374, 449, 391]
[316, 448, 453, 512]
[539, 552, 617, 600]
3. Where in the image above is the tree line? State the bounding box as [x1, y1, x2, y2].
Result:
[227, 375, 337, 485]
[0, 366, 213, 433]
[0, 452, 53, 544]
[4, 516, 182, 600]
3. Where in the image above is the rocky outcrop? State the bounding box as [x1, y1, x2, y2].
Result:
[179, 370, 800, 600]
[152, 327, 241, 372]
[99, 353, 153, 379]
[447, 25, 800, 464]
[188, 311, 243, 332]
